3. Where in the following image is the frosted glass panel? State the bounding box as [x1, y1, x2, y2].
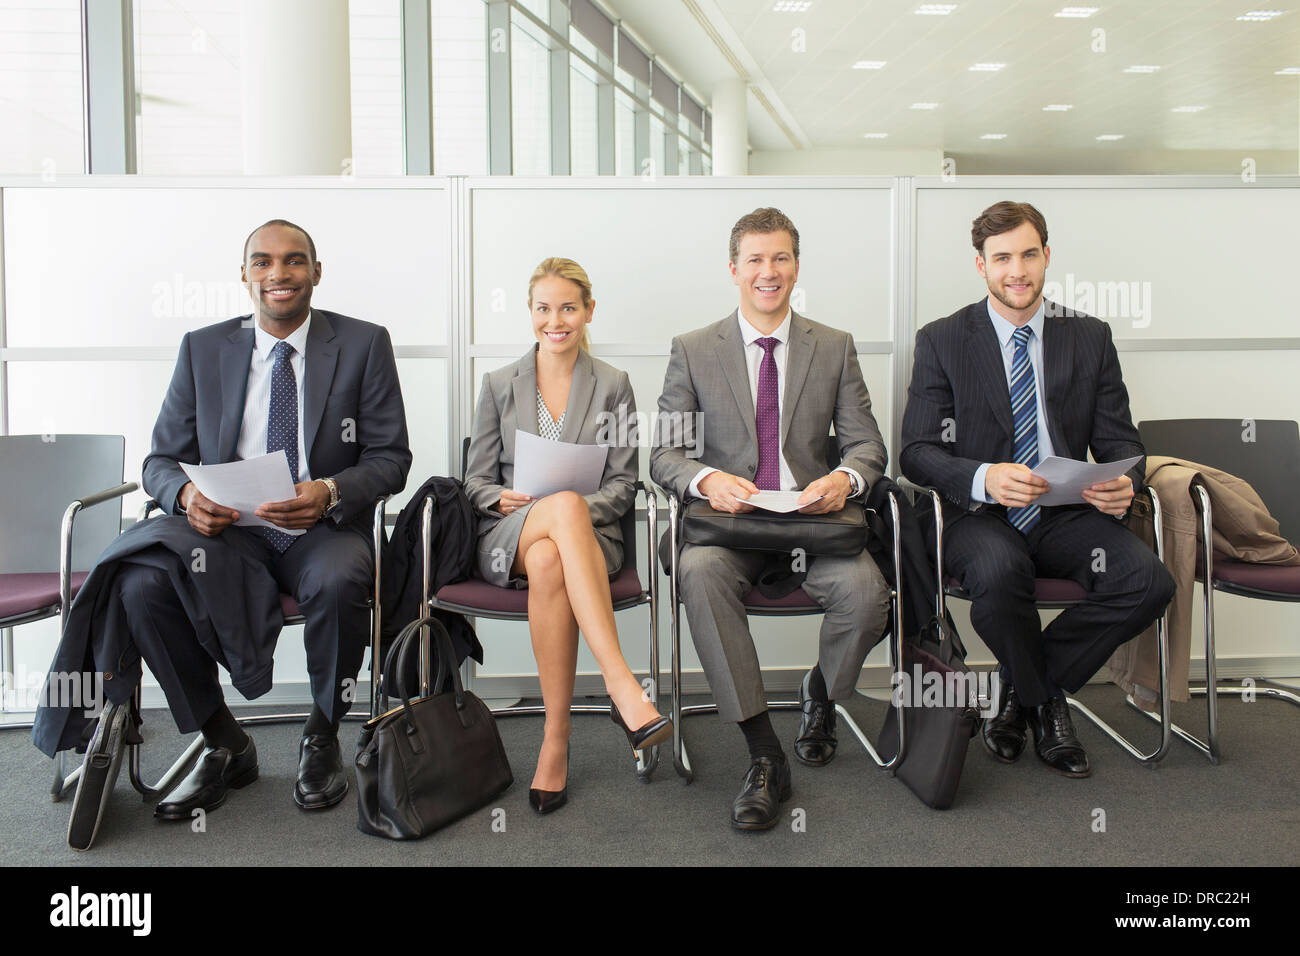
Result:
[915, 186, 1300, 340]
[3, 185, 450, 347]
[471, 184, 895, 345]
[393, 357, 451, 513]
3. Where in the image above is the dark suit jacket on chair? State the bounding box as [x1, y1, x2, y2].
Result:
[900, 298, 1144, 527]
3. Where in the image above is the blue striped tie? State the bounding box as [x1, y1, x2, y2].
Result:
[1008, 326, 1040, 532]
[258, 340, 299, 554]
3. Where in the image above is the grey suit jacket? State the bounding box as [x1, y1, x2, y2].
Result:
[464, 346, 638, 551]
[142, 310, 412, 527]
[650, 310, 887, 500]
[899, 297, 1145, 527]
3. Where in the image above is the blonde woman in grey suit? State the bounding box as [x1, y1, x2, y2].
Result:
[464, 258, 672, 815]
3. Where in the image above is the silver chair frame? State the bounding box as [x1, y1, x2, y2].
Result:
[900, 476, 1174, 764]
[424, 484, 662, 780]
[662, 488, 908, 784]
[1141, 482, 1300, 765]
[99, 496, 390, 803]
[0, 482, 139, 794]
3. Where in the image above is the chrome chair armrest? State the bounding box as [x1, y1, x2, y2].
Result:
[60, 482, 139, 619]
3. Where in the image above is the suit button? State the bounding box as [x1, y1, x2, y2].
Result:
[104, 672, 113, 680]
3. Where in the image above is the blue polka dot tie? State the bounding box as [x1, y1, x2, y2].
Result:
[259, 340, 298, 553]
[1008, 326, 1041, 533]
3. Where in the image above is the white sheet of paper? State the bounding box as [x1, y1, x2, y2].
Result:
[513, 430, 609, 498]
[180, 450, 305, 535]
[1030, 455, 1143, 507]
[746, 491, 824, 513]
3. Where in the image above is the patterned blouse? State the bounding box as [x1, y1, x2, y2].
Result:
[537, 387, 564, 441]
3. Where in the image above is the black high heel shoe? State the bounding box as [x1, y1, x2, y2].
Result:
[528, 751, 569, 815]
[609, 699, 674, 754]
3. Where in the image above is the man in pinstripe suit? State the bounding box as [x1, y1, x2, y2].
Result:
[900, 201, 1174, 777]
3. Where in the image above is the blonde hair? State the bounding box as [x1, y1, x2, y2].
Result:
[528, 257, 592, 352]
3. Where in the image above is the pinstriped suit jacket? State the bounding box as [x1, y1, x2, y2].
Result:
[899, 298, 1145, 526]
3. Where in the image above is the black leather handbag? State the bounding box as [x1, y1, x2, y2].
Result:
[680, 498, 869, 556]
[877, 614, 981, 810]
[355, 615, 513, 839]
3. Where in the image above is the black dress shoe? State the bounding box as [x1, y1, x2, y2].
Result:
[155, 737, 258, 820]
[1026, 696, 1092, 778]
[528, 753, 569, 815]
[982, 679, 1027, 763]
[794, 669, 837, 767]
[295, 734, 349, 810]
[731, 755, 792, 831]
[609, 699, 674, 753]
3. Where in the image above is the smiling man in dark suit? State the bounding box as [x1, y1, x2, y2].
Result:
[900, 201, 1173, 778]
[93, 220, 409, 816]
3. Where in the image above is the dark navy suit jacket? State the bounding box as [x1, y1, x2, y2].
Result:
[33, 310, 411, 755]
[900, 298, 1145, 528]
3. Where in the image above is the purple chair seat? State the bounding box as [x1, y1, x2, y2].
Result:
[742, 587, 820, 611]
[0, 572, 90, 623]
[1197, 554, 1300, 597]
[435, 567, 645, 615]
[944, 574, 1087, 604]
[280, 593, 302, 619]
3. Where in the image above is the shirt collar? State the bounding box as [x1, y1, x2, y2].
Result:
[253, 310, 312, 360]
[737, 308, 792, 347]
[986, 297, 1044, 350]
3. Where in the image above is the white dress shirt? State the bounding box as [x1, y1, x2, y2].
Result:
[689, 309, 866, 499]
[971, 298, 1057, 504]
[236, 312, 312, 483]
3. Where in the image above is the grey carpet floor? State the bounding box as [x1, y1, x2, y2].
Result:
[2, 688, 1297, 866]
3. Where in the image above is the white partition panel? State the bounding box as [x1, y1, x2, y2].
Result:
[469, 178, 896, 348]
[2, 180, 451, 348]
[913, 179, 1300, 341]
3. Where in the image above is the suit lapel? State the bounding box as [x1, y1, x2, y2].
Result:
[716, 312, 757, 448]
[1041, 304, 1073, 455]
[302, 311, 339, 462]
[511, 347, 540, 437]
[968, 302, 1014, 439]
[218, 323, 255, 462]
[559, 349, 596, 443]
[780, 313, 815, 447]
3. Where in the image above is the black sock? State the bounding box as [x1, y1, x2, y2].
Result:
[303, 703, 338, 738]
[200, 703, 248, 752]
[808, 665, 830, 703]
[738, 711, 784, 761]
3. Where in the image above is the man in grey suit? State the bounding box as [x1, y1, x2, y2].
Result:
[651, 208, 891, 830]
[71, 220, 409, 818]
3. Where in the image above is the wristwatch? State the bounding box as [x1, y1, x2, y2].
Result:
[845, 471, 861, 497]
[318, 476, 341, 517]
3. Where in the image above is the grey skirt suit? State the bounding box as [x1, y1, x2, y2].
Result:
[464, 346, 639, 588]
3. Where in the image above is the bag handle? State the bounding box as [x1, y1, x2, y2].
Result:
[382, 615, 466, 726]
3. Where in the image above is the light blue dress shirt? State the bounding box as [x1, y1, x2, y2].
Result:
[971, 298, 1056, 505]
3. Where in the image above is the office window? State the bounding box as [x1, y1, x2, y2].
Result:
[0, 0, 83, 176]
[570, 54, 598, 176]
[510, 18, 550, 176]
[348, 0, 402, 177]
[432, 0, 487, 175]
[649, 113, 665, 178]
[615, 87, 634, 176]
[133, 0, 243, 175]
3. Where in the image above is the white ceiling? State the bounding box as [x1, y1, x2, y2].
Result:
[614, 0, 1300, 157]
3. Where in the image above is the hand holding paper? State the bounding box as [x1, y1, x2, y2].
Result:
[180, 451, 305, 536]
[1029, 455, 1142, 508]
[513, 430, 609, 498]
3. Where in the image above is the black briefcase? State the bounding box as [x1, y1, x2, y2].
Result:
[680, 498, 869, 556]
[355, 615, 513, 839]
[877, 615, 981, 810]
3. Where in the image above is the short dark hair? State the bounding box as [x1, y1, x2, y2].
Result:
[729, 207, 800, 263]
[971, 201, 1048, 256]
[243, 219, 317, 264]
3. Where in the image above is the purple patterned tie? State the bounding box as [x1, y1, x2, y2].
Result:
[755, 336, 781, 490]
